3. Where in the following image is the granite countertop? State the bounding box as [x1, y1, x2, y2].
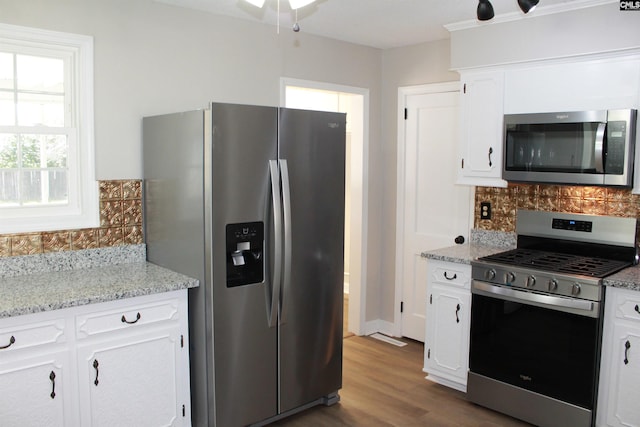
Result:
[421, 243, 508, 265]
[603, 265, 640, 292]
[0, 244, 199, 319]
[420, 229, 516, 265]
[420, 229, 640, 292]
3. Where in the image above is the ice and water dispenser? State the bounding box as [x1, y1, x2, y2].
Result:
[226, 222, 264, 287]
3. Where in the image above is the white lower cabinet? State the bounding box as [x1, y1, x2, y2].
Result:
[0, 350, 70, 427]
[597, 287, 640, 427]
[424, 259, 471, 392]
[0, 290, 190, 427]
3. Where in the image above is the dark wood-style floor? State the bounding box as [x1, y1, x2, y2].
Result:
[273, 297, 532, 427]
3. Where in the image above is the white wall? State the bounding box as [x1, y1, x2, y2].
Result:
[0, 0, 386, 321]
[450, 3, 640, 69]
[378, 39, 458, 322]
[0, 0, 381, 179]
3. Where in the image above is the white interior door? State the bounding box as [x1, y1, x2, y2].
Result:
[396, 83, 472, 342]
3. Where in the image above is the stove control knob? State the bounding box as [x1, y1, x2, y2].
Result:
[572, 283, 581, 296]
[548, 279, 558, 292]
[506, 272, 516, 283]
[526, 275, 536, 288]
[485, 269, 496, 280]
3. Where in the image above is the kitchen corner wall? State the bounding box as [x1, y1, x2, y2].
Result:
[474, 184, 640, 232]
[0, 180, 143, 257]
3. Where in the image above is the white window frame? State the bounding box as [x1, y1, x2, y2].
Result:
[0, 24, 97, 234]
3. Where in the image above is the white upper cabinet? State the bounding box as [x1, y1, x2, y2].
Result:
[455, 51, 640, 190]
[457, 70, 508, 188]
[504, 55, 640, 114]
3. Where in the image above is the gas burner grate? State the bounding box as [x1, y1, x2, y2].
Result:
[480, 249, 630, 278]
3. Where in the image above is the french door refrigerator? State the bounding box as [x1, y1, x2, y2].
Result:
[143, 102, 346, 427]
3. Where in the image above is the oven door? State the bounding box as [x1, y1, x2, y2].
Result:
[469, 280, 602, 410]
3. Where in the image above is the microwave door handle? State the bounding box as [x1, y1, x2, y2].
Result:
[594, 122, 606, 173]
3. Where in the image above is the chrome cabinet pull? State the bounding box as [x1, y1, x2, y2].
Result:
[488, 147, 493, 167]
[121, 312, 141, 324]
[635, 304, 639, 315]
[456, 304, 461, 323]
[444, 272, 457, 281]
[93, 359, 100, 386]
[0, 335, 15, 350]
[49, 371, 56, 399]
[624, 340, 631, 365]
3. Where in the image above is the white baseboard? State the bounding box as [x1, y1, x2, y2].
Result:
[362, 319, 398, 338]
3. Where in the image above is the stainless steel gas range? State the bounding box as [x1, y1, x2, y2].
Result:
[468, 210, 638, 427]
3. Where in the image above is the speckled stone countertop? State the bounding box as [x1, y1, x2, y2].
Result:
[603, 265, 640, 292]
[0, 244, 199, 318]
[420, 230, 640, 292]
[420, 229, 516, 264]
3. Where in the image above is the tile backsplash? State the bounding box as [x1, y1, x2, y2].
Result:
[0, 180, 143, 257]
[475, 184, 640, 232]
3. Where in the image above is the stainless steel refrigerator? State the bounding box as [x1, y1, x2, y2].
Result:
[143, 102, 345, 427]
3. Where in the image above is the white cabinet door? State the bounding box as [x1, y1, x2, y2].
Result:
[424, 260, 471, 392]
[604, 326, 640, 427]
[598, 286, 640, 427]
[0, 351, 69, 427]
[78, 326, 184, 427]
[457, 71, 508, 187]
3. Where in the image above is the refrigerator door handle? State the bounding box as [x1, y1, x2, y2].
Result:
[279, 159, 293, 324]
[268, 160, 282, 328]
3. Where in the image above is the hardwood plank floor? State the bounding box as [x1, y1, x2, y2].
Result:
[274, 332, 532, 426]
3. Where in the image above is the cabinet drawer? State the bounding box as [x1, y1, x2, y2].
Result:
[76, 298, 180, 338]
[428, 260, 471, 290]
[0, 318, 66, 354]
[611, 287, 640, 323]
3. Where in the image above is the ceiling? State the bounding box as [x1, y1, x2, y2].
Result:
[155, 0, 615, 49]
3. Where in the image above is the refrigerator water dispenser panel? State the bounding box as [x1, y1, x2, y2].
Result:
[226, 222, 264, 287]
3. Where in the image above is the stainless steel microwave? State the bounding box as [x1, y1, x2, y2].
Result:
[503, 109, 637, 186]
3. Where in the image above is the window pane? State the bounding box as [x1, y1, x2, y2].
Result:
[45, 135, 67, 167]
[0, 134, 18, 168]
[0, 91, 15, 126]
[16, 55, 64, 93]
[47, 170, 67, 203]
[0, 170, 19, 205]
[17, 92, 64, 126]
[0, 52, 13, 90]
[20, 170, 42, 204]
[20, 134, 41, 168]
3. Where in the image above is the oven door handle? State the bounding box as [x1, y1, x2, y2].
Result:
[472, 281, 600, 318]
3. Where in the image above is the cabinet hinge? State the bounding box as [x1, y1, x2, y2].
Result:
[182, 404, 186, 417]
[400, 301, 404, 313]
[463, 83, 466, 94]
[428, 348, 431, 359]
[181, 334, 184, 348]
[404, 108, 408, 120]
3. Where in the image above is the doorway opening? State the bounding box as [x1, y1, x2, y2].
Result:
[281, 78, 368, 336]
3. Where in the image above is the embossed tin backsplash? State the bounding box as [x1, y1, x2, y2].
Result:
[475, 184, 640, 232]
[0, 180, 143, 257]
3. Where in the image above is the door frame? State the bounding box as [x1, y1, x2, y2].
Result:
[394, 82, 473, 337]
[280, 77, 369, 336]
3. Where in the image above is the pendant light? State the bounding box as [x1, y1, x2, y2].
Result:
[477, 0, 495, 21]
[518, 0, 539, 13]
[477, 0, 540, 21]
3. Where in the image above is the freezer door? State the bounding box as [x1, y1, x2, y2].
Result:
[209, 103, 279, 427]
[277, 108, 346, 413]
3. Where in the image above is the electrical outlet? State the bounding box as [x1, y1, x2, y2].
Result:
[480, 202, 492, 220]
